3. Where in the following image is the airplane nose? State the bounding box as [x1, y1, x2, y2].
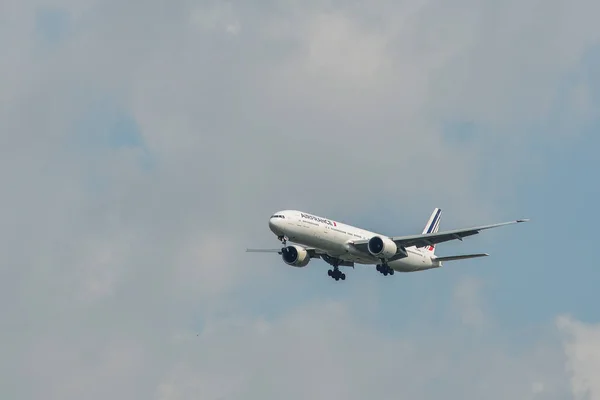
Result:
[269, 218, 282, 235]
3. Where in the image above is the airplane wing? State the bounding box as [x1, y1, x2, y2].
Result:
[246, 246, 354, 267]
[351, 219, 529, 253]
[246, 246, 325, 258]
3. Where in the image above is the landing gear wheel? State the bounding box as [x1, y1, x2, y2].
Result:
[278, 235, 288, 246]
[377, 263, 394, 276]
[328, 267, 345, 281]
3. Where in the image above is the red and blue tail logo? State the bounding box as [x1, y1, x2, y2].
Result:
[422, 208, 441, 253]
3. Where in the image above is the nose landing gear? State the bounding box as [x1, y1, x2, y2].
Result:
[278, 235, 288, 246]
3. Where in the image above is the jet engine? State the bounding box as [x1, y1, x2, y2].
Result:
[281, 245, 310, 267]
[367, 236, 397, 259]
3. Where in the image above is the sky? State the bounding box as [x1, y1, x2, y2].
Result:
[1, 0, 600, 399]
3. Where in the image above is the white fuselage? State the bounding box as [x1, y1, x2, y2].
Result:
[269, 210, 440, 272]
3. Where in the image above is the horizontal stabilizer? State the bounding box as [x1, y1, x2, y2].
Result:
[433, 253, 489, 262]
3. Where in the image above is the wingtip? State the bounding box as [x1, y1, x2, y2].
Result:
[517, 218, 530, 223]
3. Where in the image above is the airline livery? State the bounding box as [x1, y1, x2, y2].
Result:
[247, 208, 529, 281]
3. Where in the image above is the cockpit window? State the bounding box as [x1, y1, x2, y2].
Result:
[270, 214, 285, 219]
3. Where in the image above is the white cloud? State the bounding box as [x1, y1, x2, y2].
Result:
[146, 290, 577, 400]
[557, 316, 600, 399]
[301, 13, 391, 85]
[190, 1, 241, 35]
[1, 0, 600, 399]
[452, 275, 487, 329]
[172, 232, 245, 304]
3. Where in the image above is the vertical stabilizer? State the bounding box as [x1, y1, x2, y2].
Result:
[421, 208, 441, 254]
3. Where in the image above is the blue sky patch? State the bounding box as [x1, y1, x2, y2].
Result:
[35, 6, 71, 44]
[71, 96, 156, 173]
[441, 120, 477, 144]
[74, 98, 143, 149]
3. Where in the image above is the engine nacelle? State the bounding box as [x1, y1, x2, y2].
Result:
[367, 236, 397, 259]
[281, 245, 310, 267]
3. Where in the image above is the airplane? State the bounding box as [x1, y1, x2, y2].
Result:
[246, 208, 529, 281]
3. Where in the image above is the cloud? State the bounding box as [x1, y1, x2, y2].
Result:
[452, 275, 487, 329]
[80, 283, 578, 400]
[190, 1, 241, 35]
[1, 0, 600, 399]
[557, 316, 600, 399]
[172, 232, 246, 305]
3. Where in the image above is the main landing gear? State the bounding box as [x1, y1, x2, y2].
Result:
[328, 267, 346, 281]
[326, 258, 346, 281]
[376, 264, 394, 276]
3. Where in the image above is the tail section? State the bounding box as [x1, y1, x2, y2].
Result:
[433, 253, 489, 262]
[421, 208, 442, 254]
[431, 252, 489, 269]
